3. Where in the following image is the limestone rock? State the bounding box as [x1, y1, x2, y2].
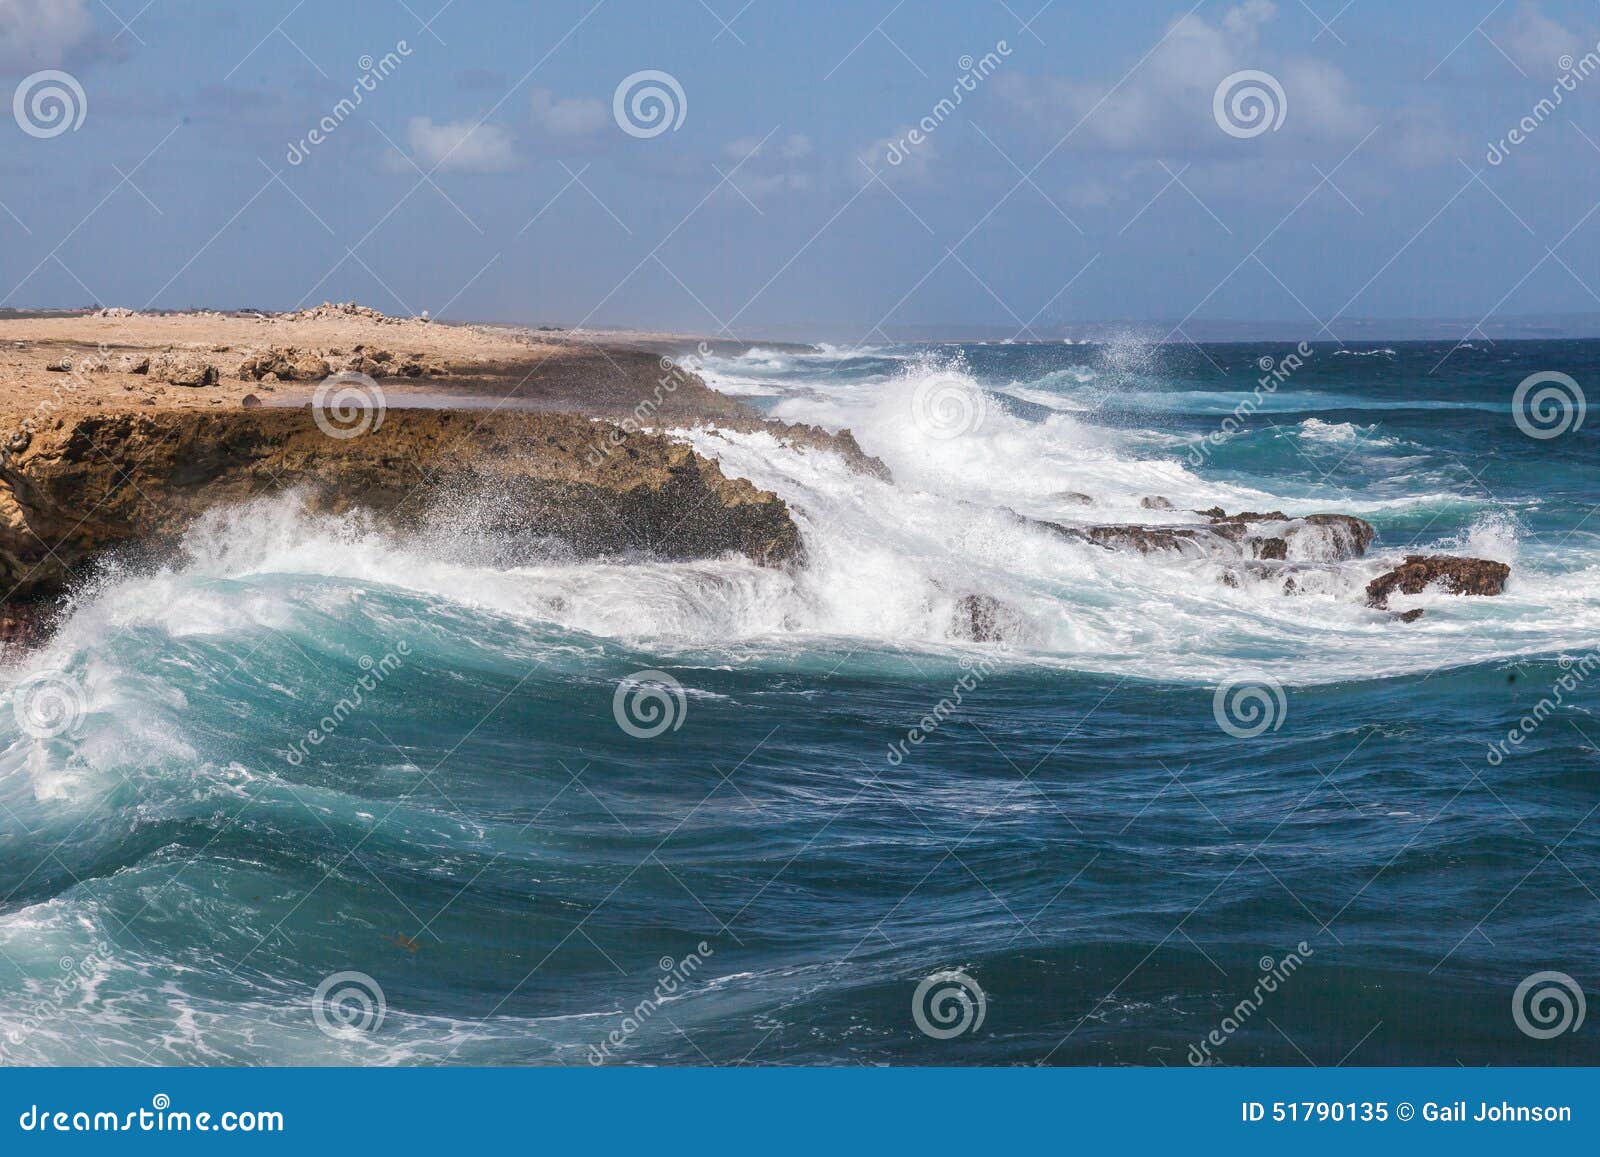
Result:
[148, 351, 219, 387]
[0, 409, 802, 602]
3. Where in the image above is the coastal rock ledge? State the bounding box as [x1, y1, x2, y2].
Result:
[0, 408, 803, 605]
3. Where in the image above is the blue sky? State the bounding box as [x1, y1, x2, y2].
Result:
[2, 0, 1599, 338]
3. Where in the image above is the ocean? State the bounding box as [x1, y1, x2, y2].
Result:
[2, 337, 1596, 1066]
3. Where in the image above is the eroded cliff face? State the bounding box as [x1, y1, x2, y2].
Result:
[0, 407, 802, 605]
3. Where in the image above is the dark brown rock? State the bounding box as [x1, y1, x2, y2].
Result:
[1365, 555, 1511, 608]
[0, 408, 803, 604]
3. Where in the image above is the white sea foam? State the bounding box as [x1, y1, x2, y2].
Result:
[1297, 418, 1399, 448]
[2, 351, 1595, 708]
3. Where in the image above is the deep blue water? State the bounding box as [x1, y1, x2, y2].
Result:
[2, 339, 1597, 1065]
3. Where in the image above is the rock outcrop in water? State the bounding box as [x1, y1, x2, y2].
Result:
[0, 408, 802, 607]
[1029, 508, 1377, 564]
[1365, 555, 1511, 608]
[951, 593, 1023, 643]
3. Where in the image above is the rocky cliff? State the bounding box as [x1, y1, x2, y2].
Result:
[0, 407, 802, 608]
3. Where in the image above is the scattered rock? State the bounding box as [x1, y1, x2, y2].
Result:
[1141, 496, 1175, 510]
[283, 301, 406, 324]
[1211, 510, 1287, 523]
[1057, 491, 1094, 506]
[1396, 608, 1426, 623]
[148, 350, 219, 387]
[45, 358, 71, 372]
[237, 347, 330, 382]
[1296, 513, 1376, 559]
[767, 421, 892, 481]
[241, 394, 263, 409]
[1365, 555, 1511, 608]
[951, 593, 1022, 643]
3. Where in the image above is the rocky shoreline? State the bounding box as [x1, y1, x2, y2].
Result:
[0, 305, 1513, 651]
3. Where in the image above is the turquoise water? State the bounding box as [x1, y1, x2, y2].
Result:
[2, 339, 1597, 1065]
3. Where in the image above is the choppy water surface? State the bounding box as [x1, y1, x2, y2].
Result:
[2, 339, 1597, 1065]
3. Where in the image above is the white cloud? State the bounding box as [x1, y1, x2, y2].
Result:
[996, 1, 1366, 155]
[0, 0, 94, 71]
[531, 88, 609, 137]
[723, 133, 814, 162]
[402, 116, 518, 172]
[716, 133, 825, 198]
[1499, 3, 1583, 73]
